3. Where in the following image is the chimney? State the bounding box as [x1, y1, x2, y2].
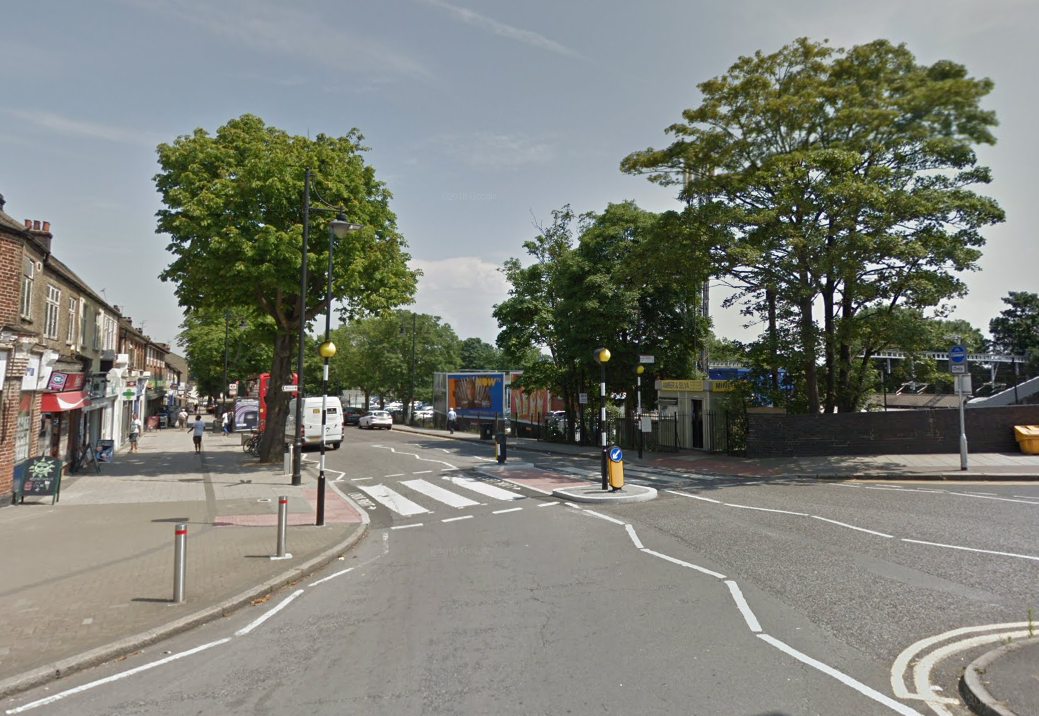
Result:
[43, 221, 50, 232]
[0, 194, 5, 211]
[24, 220, 31, 228]
[24, 218, 53, 254]
[33, 220, 41, 230]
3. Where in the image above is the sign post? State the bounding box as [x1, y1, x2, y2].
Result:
[949, 345, 969, 470]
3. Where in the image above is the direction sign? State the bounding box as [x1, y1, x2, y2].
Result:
[948, 345, 967, 363]
[281, 385, 299, 392]
[608, 446, 623, 462]
[951, 363, 968, 375]
[639, 355, 655, 364]
[579, 393, 588, 404]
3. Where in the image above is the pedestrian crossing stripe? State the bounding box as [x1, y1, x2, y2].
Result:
[401, 479, 479, 508]
[443, 476, 524, 501]
[355, 484, 429, 516]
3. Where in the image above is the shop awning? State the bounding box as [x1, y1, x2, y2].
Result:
[41, 391, 91, 412]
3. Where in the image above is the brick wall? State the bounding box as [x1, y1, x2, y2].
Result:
[746, 405, 1039, 458]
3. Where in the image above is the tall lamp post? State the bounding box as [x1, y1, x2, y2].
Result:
[222, 308, 230, 419]
[593, 347, 611, 490]
[316, 213, 362, 526]
[409, 312, 417, 426]
[291, 168, 313, 487]
[636, 364, 644, 459]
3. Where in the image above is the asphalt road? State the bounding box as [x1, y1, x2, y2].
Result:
[5, 429, 1037, 716]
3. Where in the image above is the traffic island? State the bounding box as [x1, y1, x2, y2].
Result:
[552, 484, 657, 504]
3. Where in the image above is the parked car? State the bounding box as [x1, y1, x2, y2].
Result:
[358, 410, 393, 430]
[343, 406, 365, 425]
[415, 408, 434, 420]
[284, 397, 344, 448]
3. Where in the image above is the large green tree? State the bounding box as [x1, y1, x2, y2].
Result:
[989, 291, 1039, 375]
[155, 114, 417, 459]
[622, 38, 1004, 412]
[459, 337, 502, 370]
[177, 308, 274, 402]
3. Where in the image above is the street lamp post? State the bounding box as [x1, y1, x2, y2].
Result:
[291, 168, 312, 487]
[636, 364, 644, 459]
[316, 213, 362, 526]
[409, 312, 417, 426]
[593, 348, 611, 490]
[222, 308, 230, 420]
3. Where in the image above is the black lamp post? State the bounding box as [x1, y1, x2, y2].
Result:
[636, 364, 644, 459]
[291, 168, 312, 487]
[222, 308, 230, 419]
[593, 347, 610, 490]
[316, 213, 362, 526]
[409, 312, 417, 426]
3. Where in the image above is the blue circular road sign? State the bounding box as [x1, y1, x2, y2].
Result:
[949, 345, 967, 363]
[609, 446, 623, 462]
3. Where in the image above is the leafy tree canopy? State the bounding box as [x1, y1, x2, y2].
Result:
[622, 38, 1004, 413]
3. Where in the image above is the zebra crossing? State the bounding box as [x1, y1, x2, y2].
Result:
[354, 476, 525, 518]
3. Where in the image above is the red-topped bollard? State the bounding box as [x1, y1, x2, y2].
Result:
[173, 523, 187, 603]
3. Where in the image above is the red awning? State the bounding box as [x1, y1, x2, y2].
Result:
[41, 391, 91, 412]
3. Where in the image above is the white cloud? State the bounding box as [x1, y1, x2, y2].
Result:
[436, 131, 555, 167]
[412, 256, 509, 342]
[417, 0, 581, 58]
[4, 109, 164, 147]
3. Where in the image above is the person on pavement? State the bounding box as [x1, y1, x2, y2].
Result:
[128, 414, 143, 453]
[448, 407, 457, 434]
[190, 414, 205, 454]
[221, 410, 230, 437]
[177, 408, 188, 428]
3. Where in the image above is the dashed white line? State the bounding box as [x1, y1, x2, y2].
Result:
[724, 503, 808, 516]
[5, 638, 234, 714]
[310, 567, 354, 586]
[641, 549, 726, 580]
[565, 503, 583, 509]
[811, 516, 893, 538]
[625, 524, 644, 549]
[725, 581, 761, 633]
[901, 538, 1039, 561]
[236, 589, 304, 636]
[492, 507, 523, 515]
[386, 473, 404, 478]
[665, 490, 721, 504]
[584, 510, 626, 525]
[412, 470, 433, 475]
[945, 492, 1039, 506]
[351, 477, 373, 481]
[391, 523, 424, 530]
[538, 501, 560, 507]
[758, 634, 923, 716]
[442, 515, 473, 523]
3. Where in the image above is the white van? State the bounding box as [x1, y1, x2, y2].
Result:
[284, 397, 344, 449]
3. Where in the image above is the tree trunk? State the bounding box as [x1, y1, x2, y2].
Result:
[798, 285, 821, 413]
[766, 285, 779, 392]
[259, 330, 296, 462]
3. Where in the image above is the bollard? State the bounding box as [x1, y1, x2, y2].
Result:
[173, 523, 187, 603]
[276, 495, 288, 558]
[284, 445, 293, 476]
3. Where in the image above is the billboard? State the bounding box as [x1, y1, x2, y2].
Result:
[448, 373, 505, 417]
[511, 375, 550, 424]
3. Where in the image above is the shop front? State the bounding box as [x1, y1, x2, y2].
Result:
[39, 371, 90, 472]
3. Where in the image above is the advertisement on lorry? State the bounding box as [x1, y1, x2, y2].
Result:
[447, 373, 505, 417]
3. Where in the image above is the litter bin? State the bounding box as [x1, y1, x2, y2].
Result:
[159, 414, 169, 429]
[494, 432, 507, 463]
[480, 423, 494, 440]
[1014, 425, 1039, 455]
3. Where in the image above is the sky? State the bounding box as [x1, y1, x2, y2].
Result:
[2, 0, 1038, 353]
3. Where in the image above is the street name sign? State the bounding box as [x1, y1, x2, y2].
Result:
[281, 385, 299, 392]
[639, 355, 655, 364]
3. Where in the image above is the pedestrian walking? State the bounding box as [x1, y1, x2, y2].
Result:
[221, 410, 230, 437]
[177, 408, 188, 429]
[189, 414, 205, 454]
[128, 413, 143, 453]
[447, 407, 457, 435]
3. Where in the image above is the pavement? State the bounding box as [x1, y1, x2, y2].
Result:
[1, 419, 1036, 714]
[0, 424, 367, 700]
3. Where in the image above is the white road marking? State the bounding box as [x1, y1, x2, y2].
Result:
[493, 476, 554, 495]
[351, 477, 373, 481]
[665, 490, 722, 504]
[311, 567, 354, 586]
[493, 507, 523, 515]
[391, 523, 424, 530]
[356, 484, 430, 516]
[891, 622, 1032, 701]
[401, 479, 479, 508]
[910, 632, 1031, 711]
[386, 473, 405, 478]
[829, 483, 863, 489]
[641, 549, 726, 580]
[235, 589, 305, 636]
[625, 524, 644, 549]
[4, 638, 234, 714]
[724, 503, 808, 516]
[565, 503, 582, 509]
[759, 634, 923, 716]
[901, 538, 1039, 561]
[441, 466, 459, 471]
[538, 501, 560, 507]
[584, 510, 625, 525]
[811, 516, 893, 538]
[412, 470, 433, 474]
[725, 581, 761, 633]
[442, 515, 473, 523]
[945, 492, 1039, 506]
[1013, 494, 1039, 500]
[445, 476, 525, 501]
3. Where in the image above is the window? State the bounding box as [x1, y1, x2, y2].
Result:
[67, 296, 77, 343]
[103, 314, 117, 350]
[20, 257, 34, 319]
[79, 299, 87, 348]
[44, 285, 61, 339]
[93, 310, 101, 349]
